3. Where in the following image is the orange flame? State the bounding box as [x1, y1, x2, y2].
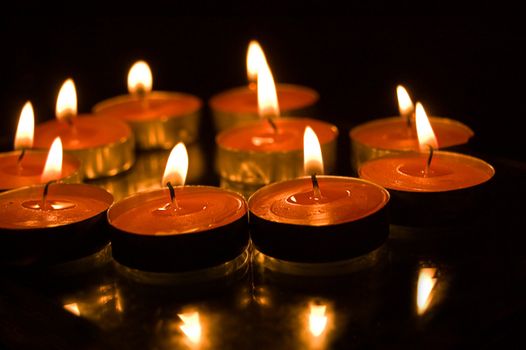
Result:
[14, 101, 35, 150]
[257, 62, 280, 119]
[246, 40, 267, 85]
[178, 311, 201, 345]
[396, 85, 414, 118]
[162, 142, 188, 186]
[417, 267, 438, 315]
[56, 79, 77, 121]
[304, 126, 324, 175]
[41, 137, 63, 183]
[415, 102, 438, 151]
[128, 60, 153, 95]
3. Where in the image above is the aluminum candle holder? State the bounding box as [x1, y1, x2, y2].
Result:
[349, 116, 474, 172]
[359, 151, 495, 226]
[210, 84, 319, 131]
[0, 184, 113, 268]
[0, 150, 82, 191]
[93, 91, 202, 150]
[108, 186, 250, 274]
[216, 118, 338, 198]
[248, 176, 390, 264]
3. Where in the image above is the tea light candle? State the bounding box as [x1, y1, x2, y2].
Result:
[92, 60, 202, 149]
[33, 79, 135, 179]
[248, 127, 390, 263]
[349, 85, 474, 171]
[209, 40, 319, 131]
[0, 102, 80, 191]
[0, 140, 113, 267]
[108, 142, 249, 273]
[216, 61, 337, 197]
[359, 103, 494, 226]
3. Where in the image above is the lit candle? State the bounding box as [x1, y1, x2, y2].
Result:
[108, 142, 249, 273]
[33, 79, 135, 179]
[216, 61, 337, 198]
[209, 40, 319, 131]
[0, 139, 114, 267]
[0, 101, 80, 191]
[248, 127, 389, 263]
[92, 60, 202, 150]
[349, 85, 474, 170]
[359, 103, 494, 226]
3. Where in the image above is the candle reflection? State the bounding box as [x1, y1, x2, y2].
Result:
[63, 302, 81, 316]
[304, 302, 332, 349]
[309, 304, 328, 337]
[178, 311, 202, 346]
[61, 283, 123, 329]
[416, 267, 438, 315]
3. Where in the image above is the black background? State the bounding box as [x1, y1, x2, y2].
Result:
[1, 14, 526, 350]
[0, 15, 524, 171]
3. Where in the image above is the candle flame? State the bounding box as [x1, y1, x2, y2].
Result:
[41, 137, 63, 183]
[396, 85, 414, 118]
[415, 102, 438, 151]
[304, 126, 324, 175]
[309, 304, 328, 337]
[417, 267, 438, 315]
[128, 60, 153, 95]
[257, 61, 280, 119]
[246, 40, 267, 85]
[162, 142, 188, 186]
[63, 303, 81, 316]
[56, 78, 77, 121]
[178, 311, 201, 345]
[14, 101, 35, 150]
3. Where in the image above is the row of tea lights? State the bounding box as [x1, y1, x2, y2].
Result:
[0, 41, 494, 273]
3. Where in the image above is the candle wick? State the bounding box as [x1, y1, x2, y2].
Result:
[41, 180, 57, 211]
[65, 114, 78, 136]
[267, 117, 279, 134]
[311, 174, 322, 199]
[406, 112, 413, 128]
[166, 182, 179, 213]
[17, 148, 26, 172]
[424, 144, 434, 176]
[136, 89, 150, 109]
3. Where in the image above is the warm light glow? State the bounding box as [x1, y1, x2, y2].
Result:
[14, 101, 35, 150]
[178, 312, 202, 345]
[246, 40, 267, 84]
[309, 304, 328, 337]
[128, 60, 153, 95]
[396, 85, 414, 118]
[417, 267, 438, 315]
[41, 137, 63, 183]
[257, 62, 280, 119]
[63, 303, 81, 316]
[162, 142, 188, 186]
[415, 102, 438, 151]
[56, 78, 77, 121]
[304, 126, 324, 175]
